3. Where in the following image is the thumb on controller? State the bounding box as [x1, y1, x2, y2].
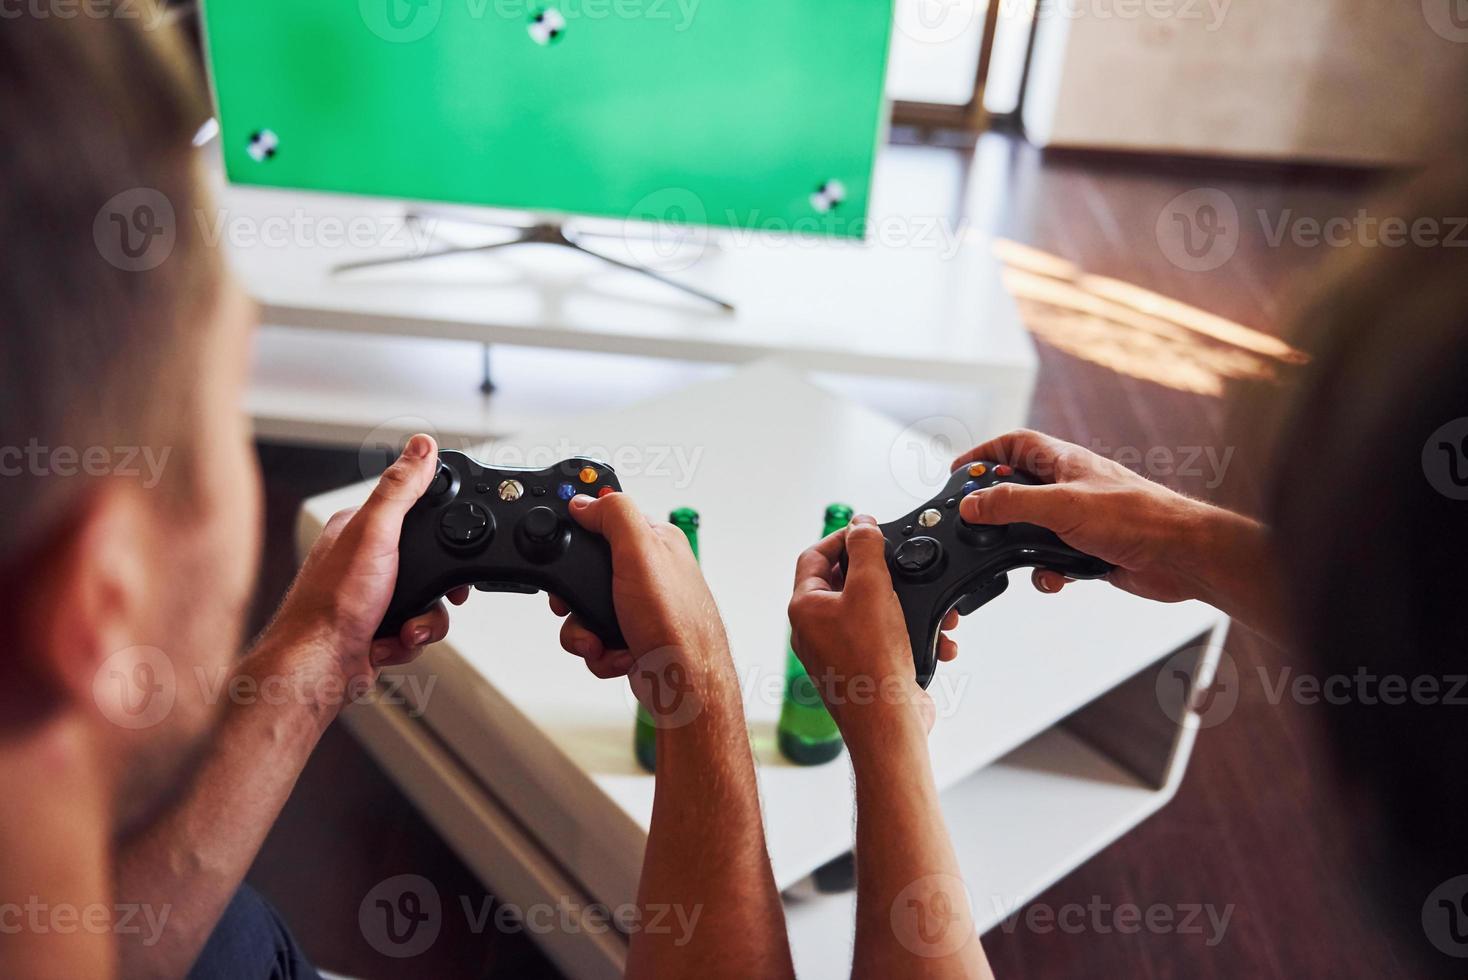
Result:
[840, 517, 891, 596]
[361, 433, 439, 526]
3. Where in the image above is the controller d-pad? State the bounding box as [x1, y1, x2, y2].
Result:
[439, 501, 492, 549]
[894, 536, 944, 576]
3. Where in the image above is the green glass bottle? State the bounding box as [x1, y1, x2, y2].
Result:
[634, 507, 702, 772]
[778, 503, 853, 765]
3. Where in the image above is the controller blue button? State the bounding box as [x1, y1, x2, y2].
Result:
[557, 482, 576, 500]
[961, 480, 981, 495]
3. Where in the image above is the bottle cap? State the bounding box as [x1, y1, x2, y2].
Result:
[824, 503, 854, 527]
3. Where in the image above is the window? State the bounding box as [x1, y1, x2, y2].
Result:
[887, 0, 1028, 128]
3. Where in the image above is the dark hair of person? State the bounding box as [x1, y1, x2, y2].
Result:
[1261, 122, 1468, 976]
[0, 10, 216, 570]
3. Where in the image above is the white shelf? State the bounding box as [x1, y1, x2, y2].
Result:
[345, 694, 1206, 980]
[249, 326, 729, 447]
[785, 725, 1185, 980]
[249, 327, 1027, 449]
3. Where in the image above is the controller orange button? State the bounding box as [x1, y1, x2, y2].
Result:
[968, 463, 987, 478]
[578, 466, 599, 484]
[597, 486, 616, 498]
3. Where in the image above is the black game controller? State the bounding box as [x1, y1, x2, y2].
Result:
[860, 462, 1113, 689]
[376, 450, 626, 648]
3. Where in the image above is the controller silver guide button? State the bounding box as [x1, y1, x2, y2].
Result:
[918, 508, 943, 528]
[498, 479, 525, 502]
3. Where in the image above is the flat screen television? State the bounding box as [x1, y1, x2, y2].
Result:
[200, 0, 894, 238]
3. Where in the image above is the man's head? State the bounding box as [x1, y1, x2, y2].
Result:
[0, 13, 262, 836]
[1259, 140, 1468, 974]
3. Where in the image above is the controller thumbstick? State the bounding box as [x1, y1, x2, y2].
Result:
[427, 462, 455, 504]
[523, 505, 559, 543]
[957, 516, 1007, 550]
[516, 505, 569, 562]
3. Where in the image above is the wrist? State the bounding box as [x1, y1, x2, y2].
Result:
[832, 679, 930, 758]
[1167, 500, 1251, 596]
[1187, 507, 1284, 635]
[635, 634, 738, 720]
[246, 614, 366, 729]
[844, 701, 932, 776]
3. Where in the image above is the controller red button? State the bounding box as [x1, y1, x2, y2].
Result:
[597, 486, 616, 498]
[994, 464, 1013, 477]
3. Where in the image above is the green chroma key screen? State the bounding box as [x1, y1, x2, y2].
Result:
[201, 0, 893, 236]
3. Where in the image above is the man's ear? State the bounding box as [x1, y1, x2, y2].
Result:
[25, 482, 157, 715]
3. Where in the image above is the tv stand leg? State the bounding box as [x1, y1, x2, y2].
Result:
[479, 343, 496, 395]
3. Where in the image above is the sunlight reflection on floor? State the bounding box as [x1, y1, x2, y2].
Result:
[993, 239, 1308, 397]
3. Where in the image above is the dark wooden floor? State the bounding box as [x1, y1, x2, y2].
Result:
[245, 134, 1426, 977]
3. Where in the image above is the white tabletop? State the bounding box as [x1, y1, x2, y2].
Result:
[300, 362, 1223, 909]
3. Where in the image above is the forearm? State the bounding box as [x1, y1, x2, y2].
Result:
[113, 632, 339, 978]
[627, 652, 793, 980]
[847, 713, 991, 980]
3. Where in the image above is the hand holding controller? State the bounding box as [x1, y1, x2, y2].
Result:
[859, 462, 1113, 688]
[377, 450, 626, 648]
